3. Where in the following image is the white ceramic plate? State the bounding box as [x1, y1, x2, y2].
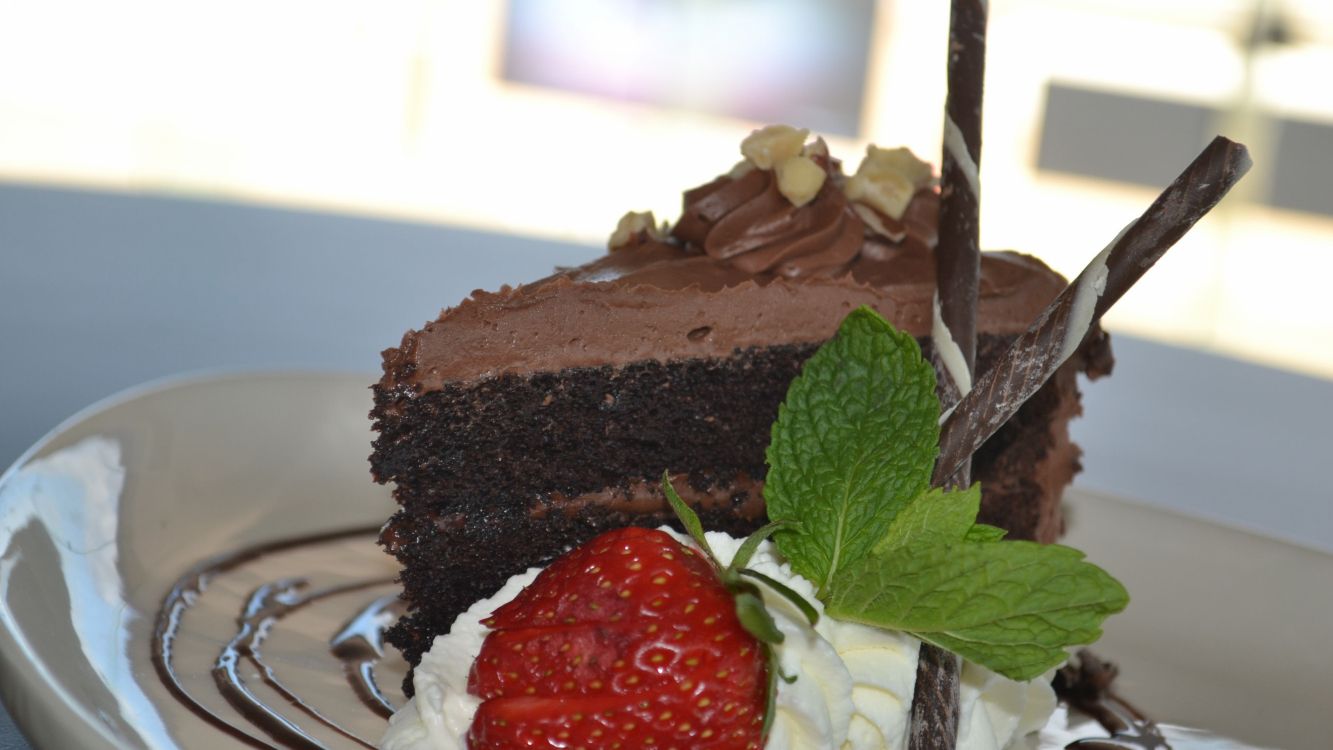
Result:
[0, 373, 1324, 749]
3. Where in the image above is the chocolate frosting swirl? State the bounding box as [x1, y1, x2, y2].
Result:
[672, 162, 867, 279]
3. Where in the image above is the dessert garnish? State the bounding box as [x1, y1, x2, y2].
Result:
[916, 125, 1249, 750]
[608, 210, 667, 250]
[463, 465, 827, 750]
[763, 307, 1129, 682]
[921, 0, 991, 738]
[932, 135, 1252, 482]
[844, 146, 934, 225]
[465, 525, 773, 750]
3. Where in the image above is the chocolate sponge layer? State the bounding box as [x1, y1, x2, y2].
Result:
[373, 345, 808, 511]
[370, 334, 1104, 678]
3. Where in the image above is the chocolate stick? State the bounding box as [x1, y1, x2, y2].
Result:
[934, 136, 1252, 485]
[932, 0, 985, 411]
[911, 0, 988, 747]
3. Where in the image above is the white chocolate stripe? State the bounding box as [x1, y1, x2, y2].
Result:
[1059, 221, 1131, 364]
[942, 116, 980, 198]
[939, 403, 956, 426]
[932, 292, 973, 399]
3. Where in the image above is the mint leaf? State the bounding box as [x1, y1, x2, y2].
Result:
[825, 541, 1129, 681]
[871, 485, 982, 554]
[964, 524, 1008, 543]
[765, 307, 939, 595]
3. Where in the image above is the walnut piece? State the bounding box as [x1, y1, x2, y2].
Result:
[845, 146, 934, 220]
[608, 211, 664, 250]
[741, 125, 809, 170]
[775, 155, 826, 208]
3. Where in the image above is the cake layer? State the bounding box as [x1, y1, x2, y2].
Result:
[374, 344, 811, 508]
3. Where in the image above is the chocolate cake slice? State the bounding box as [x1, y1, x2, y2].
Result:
[370, 132, 1112, 671]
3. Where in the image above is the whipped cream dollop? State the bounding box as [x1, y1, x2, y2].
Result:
[380, 530, 1056, 750]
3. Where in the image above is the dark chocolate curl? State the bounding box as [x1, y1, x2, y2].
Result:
[935, 136, 1252, 485]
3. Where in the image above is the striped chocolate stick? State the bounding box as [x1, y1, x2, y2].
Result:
[934, 136, 1252, 486]
[911, 0, 989, 746]
[932, 0, 986, 411]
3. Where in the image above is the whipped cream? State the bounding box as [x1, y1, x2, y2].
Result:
[380, 530, 1056, 750]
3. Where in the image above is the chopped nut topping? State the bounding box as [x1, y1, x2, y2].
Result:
[774, 155, 826, 208]
[740, 125, 809, 170]
[844, 146, 934, 220]
[608, 211, 665, 250]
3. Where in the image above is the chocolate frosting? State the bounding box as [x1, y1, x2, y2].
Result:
[673, 161, 866, 277]
[382, 158, 1070, 393]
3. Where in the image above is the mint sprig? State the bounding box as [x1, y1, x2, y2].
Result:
[766, 306, 1128, 681]
[764, 307, 940, 596]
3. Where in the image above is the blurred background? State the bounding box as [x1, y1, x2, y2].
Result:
[2, 0, 1331, 378]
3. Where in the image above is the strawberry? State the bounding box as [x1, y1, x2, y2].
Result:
[466, 526, 768, 750]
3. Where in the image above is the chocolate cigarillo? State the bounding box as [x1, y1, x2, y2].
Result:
[933, 136, 1253, 486]
[932, 0, 986, 411]
[912, 0, 990, 746]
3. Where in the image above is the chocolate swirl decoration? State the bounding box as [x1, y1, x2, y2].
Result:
[671, 158, 867, 278]
[152, 526, 404, 749]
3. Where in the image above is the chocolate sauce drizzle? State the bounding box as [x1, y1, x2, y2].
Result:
[214, 577, 389, 749]
[152, 527, 401, 749]
[331, 594, 405, 720]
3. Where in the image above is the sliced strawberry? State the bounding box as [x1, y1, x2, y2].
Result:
[467, 527, 767, 750]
